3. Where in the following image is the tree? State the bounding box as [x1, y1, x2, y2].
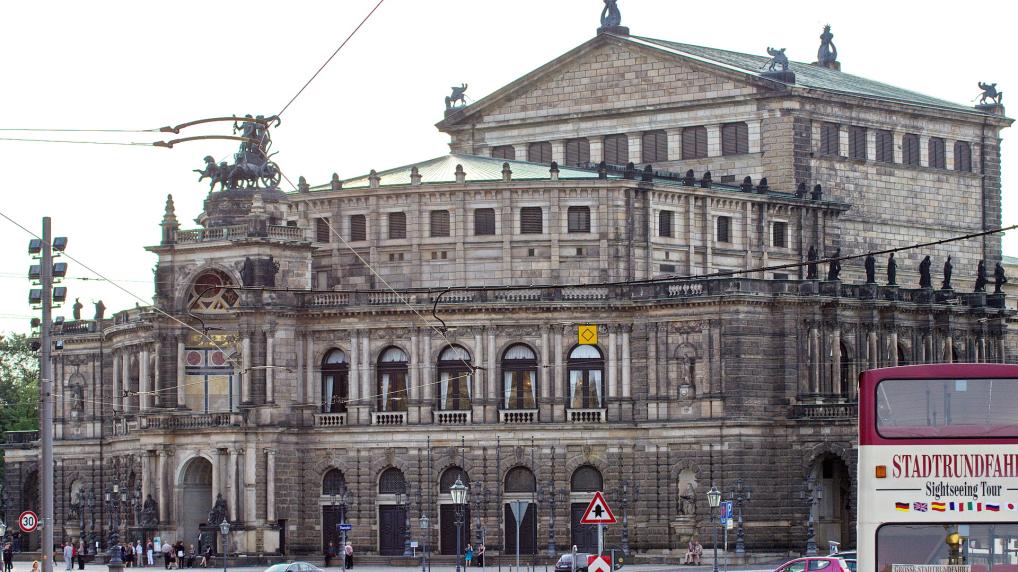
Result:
[0, 333, 39, 478]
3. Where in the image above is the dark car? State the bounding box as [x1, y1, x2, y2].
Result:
[554, 552, 624, 572]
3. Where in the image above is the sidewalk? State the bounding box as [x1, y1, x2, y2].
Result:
[6, 563, 780, 572]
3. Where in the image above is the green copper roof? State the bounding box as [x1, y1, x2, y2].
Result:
[315, 154, 609, 190]
[625, 35, 978, 114]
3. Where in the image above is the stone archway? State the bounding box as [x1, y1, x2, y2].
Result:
[180, 458, 213, 547]
[812, 455, 852, 551]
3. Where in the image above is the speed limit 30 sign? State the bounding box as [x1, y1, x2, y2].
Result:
[19, 511, 38, 533]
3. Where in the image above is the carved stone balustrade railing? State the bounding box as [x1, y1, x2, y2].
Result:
[372, 411, 407, 426]
[566, 408, 607, 423]
[434, 410, 471, 425]
[791, 402, 858, 420]
[140, 413, 234, 430]
[500, 409, 538, 424]
[314, 413, 348, 427]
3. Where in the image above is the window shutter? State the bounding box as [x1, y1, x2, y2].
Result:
[642, 131, 667, 163]
[876, 130, 893, 162]
[929, 138, 945, 168]
[567, 206, 591, 233]
[682, 127, 708, 159]
[474, 208, 496, 235]
[565, 138, 590, 166]
[954, 142, 971, 172]
[315, 218, 331, 243]
[520, 207, 543, 234]
[659, 210, 673, 238]
[528, 142, 552, 163]
[387, 212, 406, 240]
[430, 210, 450, 238]
[849, 127, 867, 160]
[821, 123, 840, 155]
[491, 145, 515, 160]
[721, 124, 737, 156]
[903, 134, 919, 166]
[349, 214, 366, 242]
[603, 134, 628, 164]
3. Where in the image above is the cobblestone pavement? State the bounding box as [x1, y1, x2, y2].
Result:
[7, 563, 780, 572]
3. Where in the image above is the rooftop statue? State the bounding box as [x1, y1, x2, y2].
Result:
[826, 248, 841, 281]
[994, 262, 1007, 294]
[817, 25, 838, 66]
[864, 254, 876, 284]
[600, 0, 622, 28]
[919, 255, 932, 289]
[887, 252, 897, 286]
[763, 47, 789, 72]
[941, 256, 953, 290]
[195, 114, 282, 191]
[806, 245, 818, 280]
[977, 82, 1003, 106]
[974, 260, 988, 292]
[446, 84, 468, 110]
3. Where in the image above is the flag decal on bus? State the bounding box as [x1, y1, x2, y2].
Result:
[895, 502, 910, 511]
[913, 502, 928, 512]
[931, 502, 945, 511]
[985, 503, 1000, 511]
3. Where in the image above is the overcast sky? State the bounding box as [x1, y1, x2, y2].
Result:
[1, 0, 1014, 333]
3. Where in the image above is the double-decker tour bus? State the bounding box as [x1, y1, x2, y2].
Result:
[858, 364, 1018, 572]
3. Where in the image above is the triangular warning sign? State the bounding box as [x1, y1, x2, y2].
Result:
[580, 491, 617, 524]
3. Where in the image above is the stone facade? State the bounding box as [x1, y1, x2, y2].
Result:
[3, 22, 1014, 561]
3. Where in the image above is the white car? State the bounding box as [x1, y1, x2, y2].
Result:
[264, 562, 324, 572]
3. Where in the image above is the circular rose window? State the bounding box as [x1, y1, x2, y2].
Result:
[189, 270, 239, 312]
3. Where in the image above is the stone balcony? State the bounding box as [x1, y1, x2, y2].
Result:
[566, 408, 607, 423]
[791, 401, 858, 420]
[500, 409, 538, 424]
[2, 430, 39, 448]
[173, 224, 306, 244]
[139, 412, 236, 430]
[314, 412, 348, 427]
[434, 410, 471, 424]
[372, 411, 407, 426]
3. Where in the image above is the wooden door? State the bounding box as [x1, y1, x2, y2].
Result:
[570, 503, 598, 553]
[503, 503, 537, 555]
[378, 505, 407, 556]
[439, 505, 472, 555]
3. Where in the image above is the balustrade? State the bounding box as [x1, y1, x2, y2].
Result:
[566, 408, 606, 423]
[499, 409, 538, 424]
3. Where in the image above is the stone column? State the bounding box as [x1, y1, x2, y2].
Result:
[360, 334, 371, 404]
[889, 331, 899, 366]
[540, 326, 550, 400]
[409, 329, 419, 402]
[177, 340, 186, 408]
[868, 330, 879, 369]
[266, 331, 275, 402]
[244, 446, 256, 524]
[487, 328, 497, 413]
[348, 331, 360, 404]
[607, 328, 618, 399]
[153, 340, 161, 408]
[553, 326, 563, 402]
[621, 326, 631, 399]
[141, 450, 153, 502]
[945, 336, 954, 363]
[706, 124, 722, 157]
[113, 351, 121, 414]
[212, 448, 223, 499]
[831, 329, 842, 396]
[139, 347, 150, 411]
[977, 336, 986, 363]
[810, 325, 820, 394]
[156, 449, 169, 524]
[227, 448, 239, 521]
[241, 334, 251, 403]
[306, 336, 315, 406]
[474, 330, 484, 401]
[122, 351, 130, 413]
[421, 331, 433, 402]
[266, 449, 277, 522]
[648, 324, 658, 399]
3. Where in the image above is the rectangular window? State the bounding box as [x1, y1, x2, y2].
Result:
[658, 210, 674, 238]
[387, 212, 406, 240]
[716, 216, 731, 243]
[564, 138, 590, 166]
[520, 207, 543, 234]
[954, 141, 972, 172]
[721, 122, 749, 155]
[314, 270, 329, 289]
[849, 126, 867, 160]
[772, 221, 788, 248]
[928, 137, 946, 168]
[527, 141, 552, 164]
[820, 122, 840, 156]
[490, 145, 515, 160]
[875, 130, 894, 162]
[681, 126, 708, 159]
[567, 206, 591, 233]
[474, 208, 496, 235]
[878, 523, 1018, 572]
[773, 273, 789, 280]
[602, 134, 629, 164]
[903, 133, 920, 166]
[349, 214, 366, 242]
[660, 264, 676, 273]
[430, 210, 450, 238]
[876, 377, 1018, 438]
[315, 217, 331, 243]
[641, 130, 668, 163]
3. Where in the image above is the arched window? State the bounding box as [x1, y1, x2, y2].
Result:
[954, 141, 972, 172]
[438, 346, 472, 411]
[502, 344, 537, 410]
[440, 467, 470, 493]
[323, 469, 347, 495]
[377, 347, 409, 412]
[570, 466, 603, 492]
[322, 349, 349, 414]
[568, 345, 604, 409]
[188, 270, 239, 312]
[504, 467, 536, 493]
[681, 126, 708, 159]
[902, 134, 920, 166]
[641, 130, 668, 163]
[379, 467, 406, 494]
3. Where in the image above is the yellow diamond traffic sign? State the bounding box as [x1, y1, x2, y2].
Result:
[578, 324, 598, 345]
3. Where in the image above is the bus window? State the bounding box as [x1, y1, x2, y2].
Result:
[877, 523, 1018, 572]
[876, 378, 1018, 438]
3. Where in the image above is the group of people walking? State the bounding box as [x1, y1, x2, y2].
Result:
[57, 538, 214, 570]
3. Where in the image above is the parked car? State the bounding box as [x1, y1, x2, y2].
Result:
[554, 552, 624, 572]
[774, 557, 852, 572]
[264, 562, 324, 572]
[831, 550, 857, 572]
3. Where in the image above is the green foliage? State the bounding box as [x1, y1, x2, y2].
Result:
[0, 333, 39, 478]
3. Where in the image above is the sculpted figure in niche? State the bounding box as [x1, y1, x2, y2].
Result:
[676, 469, 698, 517]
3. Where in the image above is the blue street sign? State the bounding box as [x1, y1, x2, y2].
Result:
[337, 523, 352, 532]
[720, 501, 733, 524]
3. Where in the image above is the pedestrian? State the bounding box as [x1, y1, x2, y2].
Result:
[3, 543, 14, 572]
[465, 544, 473, 567]
[343, 543, 353, 570]
[147, 540, 155, 566]
[31, 560, 40, 572]
[324, 542, 336, 567]
[162, 539, 173, 569]
[176, 542, 186, 569]
[201, 545, 213, 568]
[135, 541, 143, 567]
[63, 541, 74, 571]
[187, 545, 197, 568]
[476, 544, 485, 567]
[123, 543, 132, 567]
[77, 538, 86, 570]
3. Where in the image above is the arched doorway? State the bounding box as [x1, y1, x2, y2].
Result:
[438, 467, 471, 555]
[813, 456, 852, 550]
[569, 466, 603, 553]
[322, 469, 348, 554]
[180, 458, 213, 547]
[377, 468, 408, 556]
[503, 467, 537, 555]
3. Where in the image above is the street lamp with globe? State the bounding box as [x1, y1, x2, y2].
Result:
[450, 478, 468, 572]
[219, 519, 231, 572]
[419, 514, 430, 572]
[706, 485, 722, 572]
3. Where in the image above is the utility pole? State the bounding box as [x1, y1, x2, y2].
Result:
[39, 216, 55, 572]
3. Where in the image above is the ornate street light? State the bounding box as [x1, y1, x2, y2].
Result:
[399, 485, 414, 556]
[731, 479, 752, 555]
[105, 484, 123, 565]
[419, 514, 430, 572]
[706, 485, 722, 572]
[450, 478, 468, 572]
[801, 476, 822, 556]
[219, 519, 231, 572]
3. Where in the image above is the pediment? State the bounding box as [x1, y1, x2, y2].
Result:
[439, 35, 768, 129]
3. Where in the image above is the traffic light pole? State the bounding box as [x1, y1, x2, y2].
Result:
[40, 217, 55, 572]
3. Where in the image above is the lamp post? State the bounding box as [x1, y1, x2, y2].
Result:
[731, 479, 752, 555]
[706, 485, 722, 572]
[801, 476, 822, 556]
[450, 478, 468, 572]
[536, 482, 565, 557]
[105, 485, 123, 565]
[219, 519, 230, 572]
[399, 485, 414, 556]
[419, 514, 430, 572]
[84, 488, 96, 554]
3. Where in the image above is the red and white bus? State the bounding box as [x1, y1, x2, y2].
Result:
[858, 364, 1018, 572]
